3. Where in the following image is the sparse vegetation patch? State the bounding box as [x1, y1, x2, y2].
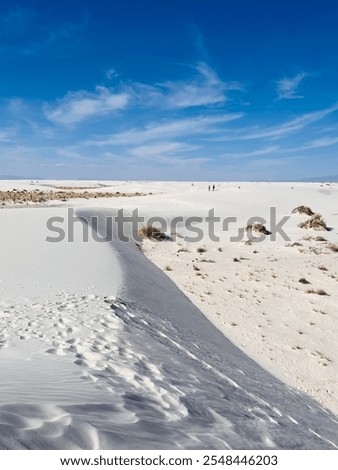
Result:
[292, 206, 314, 216]
[328, 243, 338, 253]
[139, 225, 169, 241]
[306, 289, 329, 296]
[298, 214, 328, 231]
[246, 223, 271, 235]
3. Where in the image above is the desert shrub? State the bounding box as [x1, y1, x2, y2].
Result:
[292, 205, 314, 216]
[318, 265, 328, 271]
[328, 243, 338, 253]
[306, 289, 329, 296]
[298, 213, 328, 231]
[299, 278, 310, 284]
[197, 247, 207, 253]
[245, 223, 271, 235]
[177, 247, 190, 253]
[139, 225, 168, 241]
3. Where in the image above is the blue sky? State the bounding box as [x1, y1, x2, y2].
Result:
[1, 0, 338, 180]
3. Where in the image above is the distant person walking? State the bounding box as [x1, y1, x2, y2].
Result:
[212, 184, 215, 191]
[208, 185, 210, 191]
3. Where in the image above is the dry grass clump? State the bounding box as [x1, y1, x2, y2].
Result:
[245, 223, 271, 235]
[318, 265, 328, 271]
[299, 278, 310, 284]
[197, 247, 207, 253]
[138, 225, 168, 241]
[306, 288, 329, 296]
[292, 205, 314, 216]
[0, 189, 148, 205]
[164, 265, 173, 271]
[177, 247, 190, 253]
[57, 185, 109, 190]
[316, 236, 327, 242]
[298, 213, 328, 231]
[328, 243, 338, 253]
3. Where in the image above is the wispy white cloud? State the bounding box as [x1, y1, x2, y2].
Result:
[6, 97, 28, 114]
[280, 135, 338, 153]
[44, 86, 130, 124]
[124, 62, 243, 110]
[209, 103, 338, 141]
[105, 68, 118, 80]
[24, 120, 57, 140]
[276, 72, 308, 100]
[0, 144, 45, 164]
[218, 127, 338, 163]
[162, 62, 242, 109]
[53, 142, 208, 167]
[219, 134, 338, 162]
[193, 27, 209, 59]
[146, 155, 210, 166]
[130, 141, 199, 158]
[302, 135, 338, 149]
[222, 146, 279, 159]
[85, 113, 243, 147]
[44, 62, 244, 128]
[56, 148, 96, 161]
[0, 128, 16, 142]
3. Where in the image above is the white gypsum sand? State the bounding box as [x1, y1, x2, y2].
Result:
[0, 180, 337, 449]
[134, 182, 338, 414]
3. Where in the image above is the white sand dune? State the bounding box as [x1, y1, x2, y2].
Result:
[131, 183, 338, 415]
[0, 182, 337, 449]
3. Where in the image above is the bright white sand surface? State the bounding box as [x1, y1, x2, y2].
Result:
[134, 182, 338, 414]
[0, 180, 337, 449]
